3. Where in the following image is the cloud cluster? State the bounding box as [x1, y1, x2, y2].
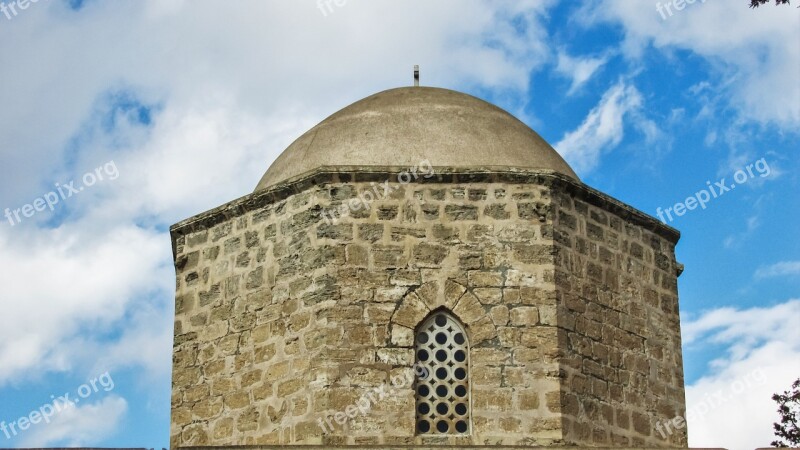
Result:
[682, 300, 800, 450]
[0, 224, 171, 383]
[755, 260, 800, 279]
[554, 50, 609, 95]
[554, 80, 645, 173]
[589, 0, 800, 127]
[19, 396, 128, 447]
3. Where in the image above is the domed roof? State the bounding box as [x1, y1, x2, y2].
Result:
[255, 87, 579, 191]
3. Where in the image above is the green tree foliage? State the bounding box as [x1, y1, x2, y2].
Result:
[772, 378, 800, 447]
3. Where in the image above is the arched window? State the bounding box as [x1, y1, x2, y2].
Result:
[414, 310, 470, 435]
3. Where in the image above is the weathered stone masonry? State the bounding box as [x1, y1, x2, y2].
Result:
[170, 168, 686, 448]
[552, 183, 686, 447]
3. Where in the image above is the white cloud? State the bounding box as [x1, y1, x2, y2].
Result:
[755, 261, 800, 279]
[681, 300, 800, 450]
[554, 50, 609, 95]
[19, 396, 128, 447]
[554, 80, 644, 174]
[0, 0, 558, 208]
[0, 224, 171, 384]
[589, 0, 800, 127]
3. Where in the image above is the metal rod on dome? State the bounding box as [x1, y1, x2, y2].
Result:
[414, 65, 419, 86]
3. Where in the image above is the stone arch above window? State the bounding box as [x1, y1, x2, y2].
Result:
[390, 280, 497, 347]
[414, 310, 470, 435]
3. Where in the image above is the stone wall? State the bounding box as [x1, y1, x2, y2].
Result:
[170, 169, 686, 448]
[552, 185, 687, 446]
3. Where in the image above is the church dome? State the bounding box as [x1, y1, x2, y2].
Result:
[255, 86, 579, 191]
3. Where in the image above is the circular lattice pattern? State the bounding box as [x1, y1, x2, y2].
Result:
[415, 312, 470, 435]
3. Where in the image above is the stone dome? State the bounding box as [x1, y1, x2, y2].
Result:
[255, 86, 579, 191]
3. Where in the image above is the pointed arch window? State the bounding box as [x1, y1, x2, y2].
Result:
[414, 310, 470, 435]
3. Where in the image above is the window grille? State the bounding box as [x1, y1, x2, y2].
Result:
[414, 311, 470, 435]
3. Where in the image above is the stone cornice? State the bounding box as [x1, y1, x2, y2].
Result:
[170, 167, 680, 259]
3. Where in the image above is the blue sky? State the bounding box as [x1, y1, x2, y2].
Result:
[0, 1, 797, 449]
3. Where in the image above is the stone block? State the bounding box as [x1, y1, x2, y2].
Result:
[445, 204, 478, 220]
[510, 306, 539, 326]
[391, 293, 430, 329]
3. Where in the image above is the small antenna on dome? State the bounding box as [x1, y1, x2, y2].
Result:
[413, 65, 420, 86]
